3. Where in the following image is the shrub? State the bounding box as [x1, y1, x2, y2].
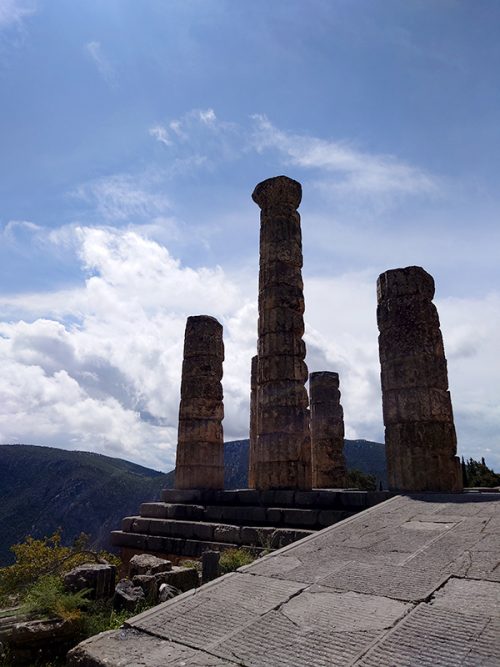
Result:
[21, 575, 89, 621]
[0, 532, 120, 604]
[219, 548, 255, 574]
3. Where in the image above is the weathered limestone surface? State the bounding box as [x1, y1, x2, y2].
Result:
[377, 266, 462, 492]
[310, 371, 346, 488]
[175, 315, 224, 490]
[69, 494, 500, 666]
[252, 175, 311, 490]
[248, 355, 258, 489]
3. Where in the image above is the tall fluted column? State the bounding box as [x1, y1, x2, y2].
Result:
[248, 355, 258, 489]
[252, 175, 311, 490]
[175, 315, 224, 490]
[377, 266, 462, 492]
[310, 372, 346, 488]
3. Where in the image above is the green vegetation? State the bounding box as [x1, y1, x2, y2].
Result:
[462, 456, 500, 488]
[219, 548, 256, 574]
[345, 468, 377, 491]
[21, 575, 89, 621]
[0, 532, 119, 605]
[0, 532, 152, 666]
[0, 444, 174, 565]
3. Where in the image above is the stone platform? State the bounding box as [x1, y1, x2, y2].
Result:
[111, 488, 391, 564]
[70, 492, 500, 666]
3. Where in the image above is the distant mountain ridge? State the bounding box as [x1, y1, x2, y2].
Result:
[224, 438, 387, 490]
[0, 439, 386, 565]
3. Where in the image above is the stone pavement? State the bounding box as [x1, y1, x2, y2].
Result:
[68, 493, 500, 666]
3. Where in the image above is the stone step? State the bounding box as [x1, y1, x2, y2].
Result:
[160, 488, 391, 509]
[139, 503, 355, 527]
[111, 531, 272, 559]
[120, 517, 314, 547]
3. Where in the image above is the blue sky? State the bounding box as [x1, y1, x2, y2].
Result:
[1, 0, 499, 472]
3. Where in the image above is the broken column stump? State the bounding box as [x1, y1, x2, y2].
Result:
[310, 372, 346, 488]
[175, 315, 224, 490]
[252, 175, 311, 490]
[377, 266, 463, 493]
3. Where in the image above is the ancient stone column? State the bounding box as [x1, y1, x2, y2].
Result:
[248, 355, 258, 489]
[175, 315, 224, 490]
[377, 266, 463, 492]
[252, 175, 311, 490]
[310, 372, 346, 488]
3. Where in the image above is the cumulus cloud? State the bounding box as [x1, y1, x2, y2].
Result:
[0, 226, 252, 470]
[1, 223, 497, 472]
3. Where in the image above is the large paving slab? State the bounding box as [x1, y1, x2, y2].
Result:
[68, 492, 500, 666]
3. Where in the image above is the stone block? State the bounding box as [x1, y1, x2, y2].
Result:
[129, 518, 151, 533]
[318, 510, 353, 526]
[377, 265, 435, 301]
[165, 504, 205, 521]
[178, 397, 224, 421]
[214, 525, 241, 544]
[205, 505, 225, 522]
[113, 579, 145, 612]
[64, 563, 116, 600]
[266, 507, 283, 524]
[128, 554, 172, 578]
[110, 531, 147, 550]
[258, 332, 306, 358]
[121, 516, 134, 531]
[141, 502, 168, 518]
[161, 489, 202, 504]
[181, 356, 223, 380]
[180, 376, 223, 401]
[240, 526, 275, 547]
[236, 489, 261, 505]
[294, 490, 320, 506]
[284, 508, 318, 526]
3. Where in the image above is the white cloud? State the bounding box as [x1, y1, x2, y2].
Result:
[74, 173, 170, 222]
[147, 109, 438, 201]
[149, 125, 172, 147]
[85, 40, 115, 85]
[0, 0, 34, 29]
[2, 224, 496, 472]
[0, 226, 250, 470]
[251, 114, 437, 196]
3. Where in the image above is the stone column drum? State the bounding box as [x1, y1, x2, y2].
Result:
[175, 315, 224, 490]
[310, 372, 346, 488]
[248, 355, 258, 489]
[377, 266, 462, 492]
[252, 176, 311, 490]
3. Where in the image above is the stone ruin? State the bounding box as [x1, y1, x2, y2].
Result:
[111, 176, 464, 567]
[175, 315, 224, 490]
[251, 176, 312, 490]
[377, 266, 463, 492]
[310, 371, 346, 488]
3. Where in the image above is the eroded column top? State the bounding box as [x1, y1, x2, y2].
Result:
[377, 266, 435, 302]
[252, 175, 302, 211]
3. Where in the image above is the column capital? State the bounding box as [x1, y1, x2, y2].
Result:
[252, 175, 302, 211]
